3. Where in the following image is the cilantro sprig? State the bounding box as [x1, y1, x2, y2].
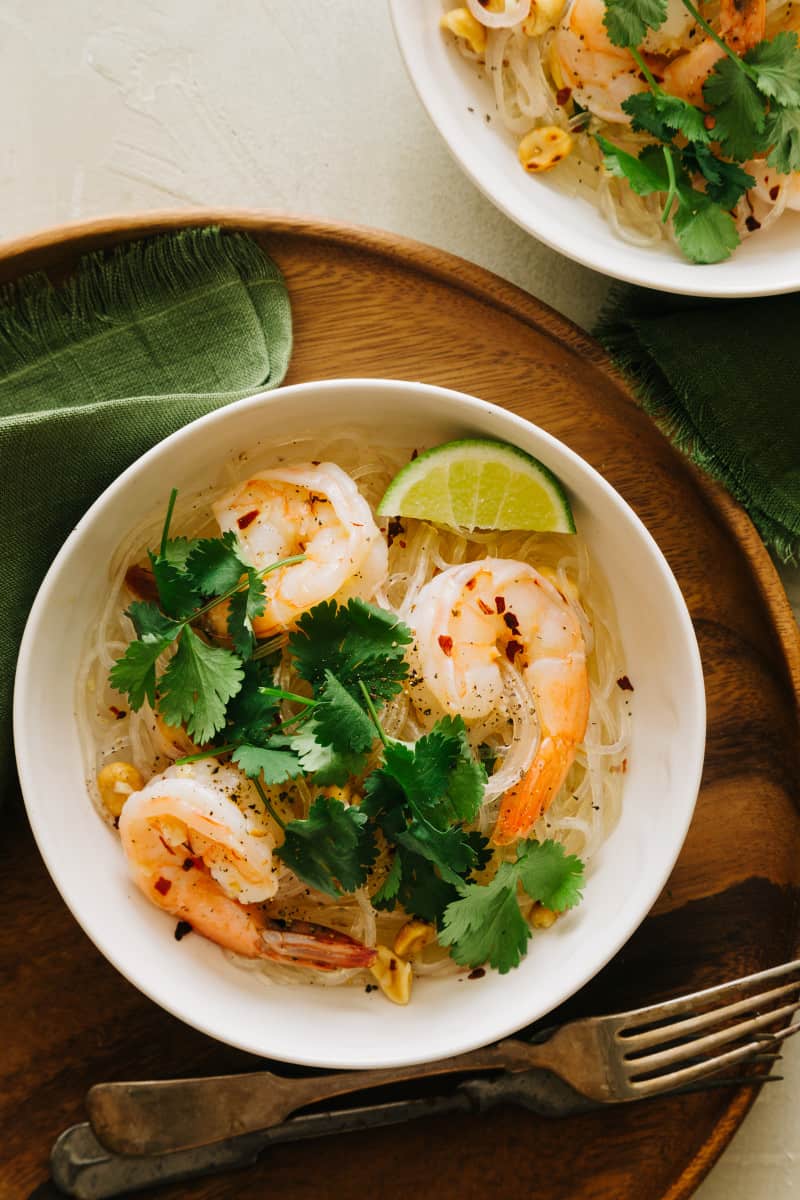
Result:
[440, 840, 586, 973]
[596, 0, 800, 262]
[109, 490, 303, 744]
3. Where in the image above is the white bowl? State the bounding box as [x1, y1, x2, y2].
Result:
[14, 378, 704, 1068]
[389, 0, 800, 298]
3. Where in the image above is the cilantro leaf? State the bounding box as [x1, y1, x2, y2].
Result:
[380, 717, 487, 828]
[745, 32, 800, 107]
[109, 635, 174, 710]
[223, 661, 279, 746]
[158, 626, 244, 744]
[287, 725, 368, 786]
[276, 795, 376, 897]
[361, 767, 407, 838]
[603, 0, 666, 48]
[289, 599, 412, 703]
[372, 853, 403, 907]
[672, 192, 740, 263]
[703, 59, 767, 161]
[766, 106, 800, 172]
[440, 863, 532, 974]
[126, 601, 181, 643]
[160, 537, 198, 570]
[622, 91, 709, 144]
[312, 671, 376, 755]
[395, 850, 461, 923]
[515, 839, 585, 911]
[231, 743, 302, 783]
[225, 572, 267, 658]
[148, 551, 201, 619]
[597, 135, 671, 195]
[371, 843, 461, 923]
[186, 532, 248, 596]
[682, 143, 755, 209]
[396, 820, 486, 886]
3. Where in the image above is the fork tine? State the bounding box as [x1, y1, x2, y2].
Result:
[629, 1018, 800, 1097]
[627, 1001, 800, 1075]
[619, 980, 800, 1052]
[613, 959, 800, 1033]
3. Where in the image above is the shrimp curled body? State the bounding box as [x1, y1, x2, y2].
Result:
[411, 559, 590, 845]
[118, 759, 376, 971]
[212, 462, 388, 636]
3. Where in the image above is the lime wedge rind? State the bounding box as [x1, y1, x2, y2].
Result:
[377, 438, 576, 533]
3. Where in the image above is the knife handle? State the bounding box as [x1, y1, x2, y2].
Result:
[52, 1092, 475, 1199]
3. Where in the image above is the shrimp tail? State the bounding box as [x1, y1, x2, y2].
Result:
[493, 736, 575, 845]
[260, 919, 378, 971]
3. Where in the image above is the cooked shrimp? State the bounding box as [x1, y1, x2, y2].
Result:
[410, 559, 589, 845]
[660, 0, 764, 102]
[554, 0, 764, 117]
[118, 759, 377, 970]
[552, 0, 646, 122]
[211, 462, 387, 637]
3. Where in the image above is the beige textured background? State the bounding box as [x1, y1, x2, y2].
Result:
[3, 1, 799, 1195]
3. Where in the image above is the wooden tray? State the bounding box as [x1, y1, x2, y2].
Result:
[3, 213, 800, 1200]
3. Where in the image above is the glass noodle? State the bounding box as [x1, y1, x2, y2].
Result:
[77, 431, 631, 990]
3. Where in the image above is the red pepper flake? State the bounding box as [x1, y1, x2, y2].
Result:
[556, 86, 572, 106]
[770, 185, 780, 201]
[616, 675, 634, 692]
[465, 577, 476, 590]
[506, 639, 524, 664]
[495, 595, 506, 613]
[398, 540, 407, 549]
[109, 705, 127, 720]
[745, 216, 761, 232]
[704, 113, 716, 130]
[438, 635, 454, 656]
[503, 611, 520, 633]
[237, 509, 259, 530]
[174, 920, 192, 941]
[468, 967, 486, 980]
[478, 598, 493, 615]
[158, 835, 177, 856]
[154, 876, 172, 896]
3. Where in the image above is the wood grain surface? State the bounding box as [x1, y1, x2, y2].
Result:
[2, 213, 800, 1200]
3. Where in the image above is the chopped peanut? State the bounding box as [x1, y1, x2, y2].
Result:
[97, 761, 144, 818]
[371, 944, 413, 1005]
[393, 920, 436, 959]
[440, 8, 487, 54]
[523, 0, 566, 36]
[530, 903, 558, 929]
[518, 126, 573, 173]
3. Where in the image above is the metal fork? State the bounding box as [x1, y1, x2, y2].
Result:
[87, 958, 800, 1158]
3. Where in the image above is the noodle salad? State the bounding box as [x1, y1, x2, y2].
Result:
[439, 0, 800, 263]
[79, 435, 631, 1005]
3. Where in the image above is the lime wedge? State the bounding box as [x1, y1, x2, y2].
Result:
[377, 439, 575, 532]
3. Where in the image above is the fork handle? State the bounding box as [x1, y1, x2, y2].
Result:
[87, 1037, 542, 1157]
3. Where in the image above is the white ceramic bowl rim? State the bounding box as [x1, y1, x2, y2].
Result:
[388, 0, 800, 298]
[14, 378, 705, 1067]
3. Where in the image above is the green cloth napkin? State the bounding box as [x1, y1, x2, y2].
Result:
[596, 290, 800, 565]
[1, 226, 292, 795]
